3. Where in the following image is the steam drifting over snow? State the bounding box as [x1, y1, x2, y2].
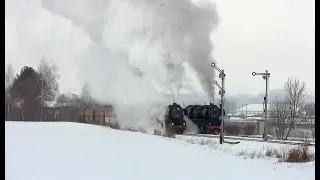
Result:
[6, 0, 219, 131]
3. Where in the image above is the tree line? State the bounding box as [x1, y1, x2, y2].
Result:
[5, 58, 99, 121]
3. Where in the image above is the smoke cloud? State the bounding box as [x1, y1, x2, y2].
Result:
[6, 0, 219, 131]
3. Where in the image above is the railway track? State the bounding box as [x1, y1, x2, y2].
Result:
[181, 134, 315, 147]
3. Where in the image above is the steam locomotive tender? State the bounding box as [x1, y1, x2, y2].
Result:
[165, 103, 187, 134]
[184, 103, 224, 135]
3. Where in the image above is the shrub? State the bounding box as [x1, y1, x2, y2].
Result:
[137, 127, 147, 133]
[265, 148, 282, 158]
[224, 123, 241, 135]
[108, 121, 120, 129]
[153, 129, 162, 136]
[284, 145, 314, 163]
[124, 127, 138, 132]
[243, 124, 256, 135]
[265, 145, 314, 163]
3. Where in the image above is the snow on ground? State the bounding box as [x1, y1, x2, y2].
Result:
[175, 135, 315, 157]
[239, 134, 315, 143]
[185, 134, 316, 144]
[6, 122, 315, 180]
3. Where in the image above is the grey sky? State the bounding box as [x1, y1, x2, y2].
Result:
[5, 0, 315, 96]
[211, 0, 314, 95]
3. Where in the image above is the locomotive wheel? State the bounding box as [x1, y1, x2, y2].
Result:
[204, 128, 211, 134]
[199, 125, 206, 134]
[212, 128, 220, 135]
[165, 125, 173, 134]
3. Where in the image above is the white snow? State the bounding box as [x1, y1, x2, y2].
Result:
[236, 134, 315, 143]
[186, 134, 316, 145]
[6, 121, 315, 180]
[175, 135, 315, 155]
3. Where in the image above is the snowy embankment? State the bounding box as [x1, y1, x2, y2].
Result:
[5, 122, 314, 180]
[180, 134, 315, 145]
[175, 135, 315, 157]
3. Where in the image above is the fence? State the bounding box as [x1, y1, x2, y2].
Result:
[224, 119, 315, 139]
[6, 107, 314, 139]
[5, 106, 117, 127]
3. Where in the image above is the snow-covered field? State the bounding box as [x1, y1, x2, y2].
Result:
[5, 122, 315, 180]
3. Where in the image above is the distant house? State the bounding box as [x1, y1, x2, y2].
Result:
[235, 104, 271, 117]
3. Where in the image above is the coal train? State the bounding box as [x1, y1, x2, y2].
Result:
[165, 103, 225, 135]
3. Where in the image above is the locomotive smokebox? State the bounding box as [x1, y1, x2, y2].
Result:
[165, 103, 187, 134]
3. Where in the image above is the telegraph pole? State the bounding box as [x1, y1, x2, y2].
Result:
[252, 70, 270, 141]
[211, 63, 226, 144]
[245, 104, 248, 118]
[242, 104, 243, 115]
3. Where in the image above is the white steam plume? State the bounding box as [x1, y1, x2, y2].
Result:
[6, 0, 219, 131]
[184, 116, 200, 134]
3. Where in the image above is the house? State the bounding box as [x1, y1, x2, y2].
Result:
[235, 104, 270, 117]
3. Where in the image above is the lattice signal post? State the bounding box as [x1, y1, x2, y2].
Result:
[211, 63, 226, 144]
[252, 70, 270, 141]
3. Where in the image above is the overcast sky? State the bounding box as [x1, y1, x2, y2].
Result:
[5, 0, 315, 96]
[212, 0, 315, 95]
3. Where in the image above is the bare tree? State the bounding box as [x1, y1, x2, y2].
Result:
[56, 94, 71, 107]
[269, 78, 306, 140]
[5, 64, 15, 88]
[269, 99, 290, 139]
[303, 102, 315, 139]
[37, 58, 60, 120]
[55, 93, 84, 122]
[5, 64, 15, 121]
[56, 93, 83, 108]
[80, 82, 96, 107]
[283, 78, 306, 139]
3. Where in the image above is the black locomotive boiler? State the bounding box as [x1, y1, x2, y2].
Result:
[184, 103, 224, 134]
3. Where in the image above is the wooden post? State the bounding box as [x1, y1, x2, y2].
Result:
[53, 108, 55, 121]
[83, 108, 86, 123]
[103, 108, 106, 126]
[93, 109, 95, 124]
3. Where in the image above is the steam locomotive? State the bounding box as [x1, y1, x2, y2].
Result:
[165, 103, 187, 134]
[165, 103, 224, 135]
[184, 103, 224, 135]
